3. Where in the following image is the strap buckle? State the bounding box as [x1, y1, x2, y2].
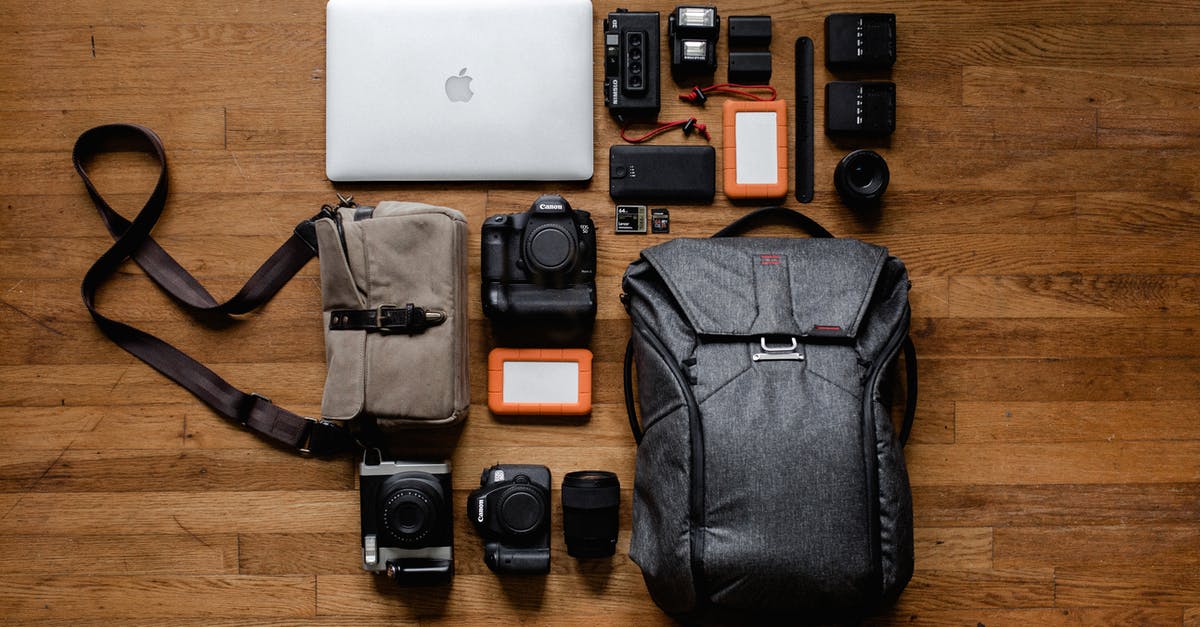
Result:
[375, 304, 445, 334]
[238, 392, 273, 426]
[752, 337, 804, 362]
[299, 418, 353, 456]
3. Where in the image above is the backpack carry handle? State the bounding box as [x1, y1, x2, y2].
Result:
[711, 206, 835, 239]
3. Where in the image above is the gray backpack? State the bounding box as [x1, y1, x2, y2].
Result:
[621, 208, 917, 620]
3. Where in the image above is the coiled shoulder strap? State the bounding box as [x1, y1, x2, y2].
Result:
[73, 124, 351, 455]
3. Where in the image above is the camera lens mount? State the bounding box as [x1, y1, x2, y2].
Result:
[497, 485, 547, 537]
[526, 225, 575, 273]
[834, 149, 890, 208]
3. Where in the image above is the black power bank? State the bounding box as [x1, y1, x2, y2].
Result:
[609, 145, 715, 203]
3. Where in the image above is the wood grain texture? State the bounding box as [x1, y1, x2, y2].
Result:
[1, 0, 1198, 623]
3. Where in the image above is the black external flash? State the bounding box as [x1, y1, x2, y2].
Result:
[669, 5, 720, 79]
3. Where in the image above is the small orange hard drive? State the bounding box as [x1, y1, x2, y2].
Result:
[722, 99, 789, 199]
[487, 348, 593, 416]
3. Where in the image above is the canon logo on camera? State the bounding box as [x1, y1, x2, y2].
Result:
[477, 498, 486, 523]
[537, 203, 564, 211]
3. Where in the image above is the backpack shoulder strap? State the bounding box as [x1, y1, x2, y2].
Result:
[73, 124, 351, 456]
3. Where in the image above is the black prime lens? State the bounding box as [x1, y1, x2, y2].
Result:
[561, 470, 621, 558]
[834, 149, 890, 207]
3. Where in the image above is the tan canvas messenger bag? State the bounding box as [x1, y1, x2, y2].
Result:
[72, 124, 469, 455]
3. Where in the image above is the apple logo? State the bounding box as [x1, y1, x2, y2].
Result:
[444, 68, 474, 103]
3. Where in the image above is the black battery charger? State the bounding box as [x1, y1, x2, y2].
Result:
[825, 81, 895, 136]
[825, 13, 896, 71]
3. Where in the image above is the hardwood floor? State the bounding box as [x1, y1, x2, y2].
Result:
[1, 0, 1198, 623]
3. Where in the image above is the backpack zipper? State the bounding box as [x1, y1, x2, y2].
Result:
[861, 304, 911, 601]
[633, 321, 707, 608]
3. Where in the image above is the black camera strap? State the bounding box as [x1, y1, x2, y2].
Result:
[72, 124, 353, 456]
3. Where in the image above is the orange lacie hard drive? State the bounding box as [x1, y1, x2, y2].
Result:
[723, 99, 789, 199]
[487, 348, 593, 416]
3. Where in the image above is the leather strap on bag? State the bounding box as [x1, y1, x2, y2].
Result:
[73, 123, 352, 456]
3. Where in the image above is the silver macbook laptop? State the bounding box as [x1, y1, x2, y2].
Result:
[326, 0, 594, 181]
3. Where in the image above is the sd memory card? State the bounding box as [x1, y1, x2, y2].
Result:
[651, 207, 670, 233]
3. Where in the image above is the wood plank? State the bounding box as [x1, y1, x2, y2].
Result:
[896, 147, 1200, 193]
[948, 274, 1200, 318]
[3, 621, 402, 627]
[315, 572, 670, 621]
[0, 449, 356, 493]
[916, 357, 1200, 402]
[906, 442, 1200, 485]
[1056, 567, 1200, 607]
[1099, 109, 1200, 149]
[867, 607, 1183, 626]
[912, 317, 1200, 358]
[963, 65, 1200, 109]
[0, 534, 238, 575]
[906, 399, 956, 445]
[908, 24, 1200, 67]
[1187, 607, 1200, 626]
[0, 109, 224, 153]
[0, 575, 315, 619]
[913, 483, 1200, 528]
[956, 401, 1200, 443]
[0, 450, 61, 492]
[994, 525, 1200, 569]
[890, 569, 1055, 611]
[914, 527, 993, 570]
[0, 491, 357, 535]
[3, 25, 323, 66]
[897, 106, 1095, 149]
[1076, 192, 1200, 237]
[238, 532, 363, 576]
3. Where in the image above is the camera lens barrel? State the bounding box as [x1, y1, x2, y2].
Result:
[834, 149, 890, 207]
[561, 470, 621, 558]
[379, 474, 445, 546]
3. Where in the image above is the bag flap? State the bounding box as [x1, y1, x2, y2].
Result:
[640, 237, 887, 338]
[317, 201, 470, 425]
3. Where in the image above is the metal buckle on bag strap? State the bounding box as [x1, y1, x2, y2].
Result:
[299, 418, 354, 456]
[374, 304, 446, 334]
[752, 337, 804, 362]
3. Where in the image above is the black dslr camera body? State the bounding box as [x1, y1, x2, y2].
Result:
[359, 454, 453, 585]
[468, 464, 552, 574]
[481, 194, 596, 347]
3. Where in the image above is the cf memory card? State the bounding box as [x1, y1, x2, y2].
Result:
[615, 204, 647, 234]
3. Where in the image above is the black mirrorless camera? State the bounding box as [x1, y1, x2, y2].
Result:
[468, 464, 552, 574]
[481, 194, 596, 347]
[360, 454, 453, 585]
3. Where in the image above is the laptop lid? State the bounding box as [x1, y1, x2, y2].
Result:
[326, 0, 594, 182]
